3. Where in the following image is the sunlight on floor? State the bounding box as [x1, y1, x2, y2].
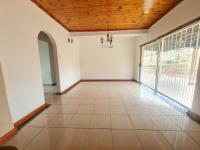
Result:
[3, 82, 200, 150]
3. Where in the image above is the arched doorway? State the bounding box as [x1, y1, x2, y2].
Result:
[38, 31, 60, 95]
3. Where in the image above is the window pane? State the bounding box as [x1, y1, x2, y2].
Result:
[140, 42, 159, 89]
[191, 25, 199, 48]
[157, 23, 200, 108]
[140, 21, 200, 108]
[185, 27, 192, 48]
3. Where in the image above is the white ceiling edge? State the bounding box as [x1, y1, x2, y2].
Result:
[70, 29, 148, 37]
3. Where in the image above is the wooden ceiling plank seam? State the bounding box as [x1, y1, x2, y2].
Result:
[31, 0, 184, 32]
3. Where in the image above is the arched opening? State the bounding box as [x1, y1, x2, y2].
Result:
[37, 31, 60, 95]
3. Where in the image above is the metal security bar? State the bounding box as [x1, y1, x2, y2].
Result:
[140, 21, 200, 108]
[140, 41, 160, 90]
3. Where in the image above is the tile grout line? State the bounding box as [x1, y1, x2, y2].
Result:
[22, 127, 44, 150]
[183, 130, 200, 146]
[119, 90, 145, 150]
[20, 82, 200, 149]
[157, 129, 176, 150]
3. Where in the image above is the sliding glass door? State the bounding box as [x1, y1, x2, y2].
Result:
[140, 42, 159, 89]
[140, 21, 200, 108]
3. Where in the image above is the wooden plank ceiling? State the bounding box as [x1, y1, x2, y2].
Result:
[32, 0, 183, 32]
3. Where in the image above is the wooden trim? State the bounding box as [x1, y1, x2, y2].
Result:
[32, 0, 148, 32]
[56, 80, 81, 95]
[31, 0, 71, 32]
[31, 0, 183, 32]
[30, 0, 182, 33]
[80, 79, 136, 82]
[148, 0, 184, 29]
[187, 110, 200, 124]
[56, 79, 138, 95]
[141, 16, 200, 47]
[1, 103, 48, 144]
[68, 27, 148, 32]
[0, 128, 17, 144]
[14, 103, 48, 128]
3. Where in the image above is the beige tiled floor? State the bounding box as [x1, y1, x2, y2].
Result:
[3, 82, 200, 150]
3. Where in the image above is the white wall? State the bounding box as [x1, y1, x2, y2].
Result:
[133, 35, 147, 81]
[191, 64, 200, 115]
[1, 0, 200, 127]
[0, 62, 14, 137]
[0, 0, 80, 122]
[79, 36, 136, 80]
[148, 0, 200, 41]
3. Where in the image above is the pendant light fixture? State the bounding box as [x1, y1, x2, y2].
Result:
[100, 1, 113, 48]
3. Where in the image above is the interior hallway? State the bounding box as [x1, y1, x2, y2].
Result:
[3, 81, 200, 150]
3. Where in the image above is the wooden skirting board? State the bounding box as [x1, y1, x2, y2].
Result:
[0, 103, 48, 144]
[0, 128, 17, 144]
[1, 78, 136, 143]
[187, 110, 200, 124]
[5, 79, 200, 144]
[56, 80, 81, 95]
[14, 103, 48, 128]
[56, 79, 137, 95]
[80, 79, 137, 82]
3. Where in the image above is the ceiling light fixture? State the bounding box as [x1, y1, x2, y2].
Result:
[100, 22, 114, 48]
[68, 37, 74, 44]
